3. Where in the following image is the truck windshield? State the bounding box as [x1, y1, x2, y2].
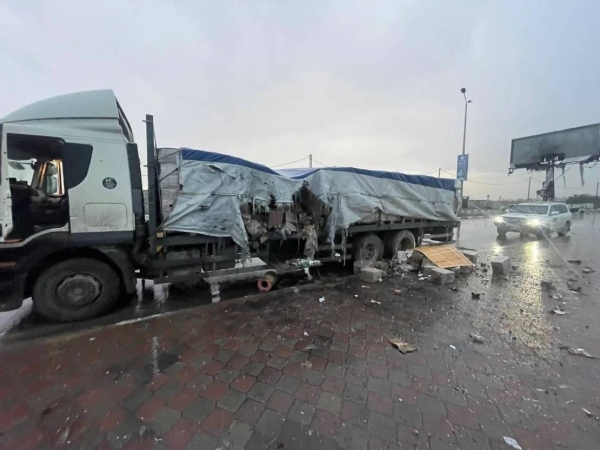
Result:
[511, 205, 549, 215]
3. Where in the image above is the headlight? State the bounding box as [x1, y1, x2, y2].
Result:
[527, 219, 541, 226]
[494, 217, 504, 223]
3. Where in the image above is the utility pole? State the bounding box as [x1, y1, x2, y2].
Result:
[309, 154, 313, 168]
[457, 88, 472, 240]
[527, 176, 532, 201]
[596, 181, 599, 198]
[438, 168, 441, 178]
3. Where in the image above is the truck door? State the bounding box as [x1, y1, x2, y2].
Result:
[0, 125, 14, 240]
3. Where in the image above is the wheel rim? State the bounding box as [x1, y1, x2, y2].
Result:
[56, 274, 102, 308]
[399, 238, 413, 251]
[363, 244, 375, 261]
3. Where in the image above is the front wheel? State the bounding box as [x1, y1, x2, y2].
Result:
[558, 221, 571, 237]
[496, 228, 507, 238]
[33, 258, 121, 322]
[353, 233, 384, 263]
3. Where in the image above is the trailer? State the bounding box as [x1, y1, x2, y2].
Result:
[0, 90, 459, 322]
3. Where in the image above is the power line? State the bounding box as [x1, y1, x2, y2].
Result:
[439, 169, 534, 185]
[271, 157, 309, 168]
[312, 158, 331, 167]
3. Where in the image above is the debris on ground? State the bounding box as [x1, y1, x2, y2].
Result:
[469, 333, 485, 344]
[582, 267, 595, 274]
[301, 361, 313, 369]
[541, 280, 555, 291]
[471, 292, 481, 299]
[370, 299, 381, 305]
[503, 436, 523, 450]
[450, 345, 457, 350]
[353, 260, 372, 275]
[429, 267, 455, 285]
[292, 287, 300, 295]
[450, 286, 458, 291]
[303, 332, 309, 336]
[491, 255, 512, 275]
[553, 294, 563, 299]
[567, 259, 582, 264]
[388, 338, 417, 354]
[360, 267, 383, 283]
[415, 245, 475, 269]
[394, 289, 402, 295]
[567, 282, 582, 292]
[550, 309, 567, 315]
[582, 408, 593, 418]
[319, 297, 325, 303]
[567, 348, 597, 359]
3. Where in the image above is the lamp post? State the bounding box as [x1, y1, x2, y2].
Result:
[457, 88, 472, 240]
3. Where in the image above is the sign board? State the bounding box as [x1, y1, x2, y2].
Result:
[456, 154, 469, 181]
[511, 123, 600, 169]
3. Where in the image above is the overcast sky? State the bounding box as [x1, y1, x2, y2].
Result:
[1, 0, 599, 199]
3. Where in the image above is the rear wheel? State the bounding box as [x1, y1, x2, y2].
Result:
[558, 221, 570, 236]
[33, 258, 121, 322]
[383, 230, 416, 258]
[353, 233, 384, 263]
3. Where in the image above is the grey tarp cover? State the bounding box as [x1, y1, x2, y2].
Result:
[159, 148, 458, 251]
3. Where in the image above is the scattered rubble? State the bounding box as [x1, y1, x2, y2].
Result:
[567, 348, 597, 359]
[394, 289, 402, 295]
[567, 282, 582, 293]
[353, 260, 371, 275]
[370, 299, 381, 305]
[582, 408, 593, 418]
[503, 437, 522, 450]
[567, 259, 582, 264]
[491, 256, 512, 275]
[469, 333, 485, 344]
[541, 280, 555, 291]
[429, 267, 455, 285]
[471, 292, 481, 299]
[388, 338, 417, 354]
[550, 309, 567, 315]
[461, 249, 478, 264]
[582, 267, 595, 274]
[301, 361, 313, 369]
[319, 297, 325, 303]
[360, 267, 383, 283]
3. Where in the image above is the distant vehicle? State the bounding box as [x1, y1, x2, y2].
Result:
[494, 202, 572, 238]
[569, 207, 585, 215]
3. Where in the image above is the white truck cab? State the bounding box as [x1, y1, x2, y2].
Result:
[494, 202, 572, 238]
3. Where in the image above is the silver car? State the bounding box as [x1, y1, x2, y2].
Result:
[494, 202, 572, 238]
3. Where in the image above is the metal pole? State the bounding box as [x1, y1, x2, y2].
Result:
[596, 181, 599, 198]
[527, 176, 531, 201]
[438, 168, 441, 178]
[457, 90, 469, 240]
[145, 114, 157, 254]
[309, 154, 312, 168]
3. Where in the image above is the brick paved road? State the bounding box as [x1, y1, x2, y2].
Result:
[1, 249, 600, 449]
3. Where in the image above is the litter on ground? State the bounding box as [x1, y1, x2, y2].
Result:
[503, 436, 522, 450]
[319, 297, 325, 303]
[388, 338, 417, 354]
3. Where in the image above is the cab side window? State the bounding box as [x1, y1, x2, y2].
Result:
[550, 205, 561, 215]
[560, 205, 569, 214]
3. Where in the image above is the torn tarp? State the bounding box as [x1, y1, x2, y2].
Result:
[158, 148, 459, 252]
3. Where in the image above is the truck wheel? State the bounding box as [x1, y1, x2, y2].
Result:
[33, 258, 121, 322]
[354, 233, 384, 263]
[383, 230, 416, 258]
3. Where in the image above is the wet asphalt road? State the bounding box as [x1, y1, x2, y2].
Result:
[1, 215, 599, 349]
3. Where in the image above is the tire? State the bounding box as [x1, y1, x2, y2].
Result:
[496, 228, 507, 238]
[353, 233, 384, 263]
[33, 258, 121, 322]
[558, 221, 570, 237]
[383, 230, 416, 258]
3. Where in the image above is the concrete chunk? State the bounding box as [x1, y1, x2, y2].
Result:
[460, 265, 474, 275]
[461, 250, 478, 264]
[360, 267, 383, 283]
[491, 256, 512, 275]
[354, 260, 372, 275]
[429, 268, 455, 285]
[449, 267, 460, 276]
[422, 265, 437, 277]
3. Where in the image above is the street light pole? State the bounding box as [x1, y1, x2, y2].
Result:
[457, 88, 471, 240]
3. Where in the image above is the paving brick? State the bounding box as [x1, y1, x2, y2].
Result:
[199, 408, 233, 436]
[183, 397, 215, 422]
[217, 389, 246, 413]
[417, 394, 446, 417]
[216, 367, 240, 384]
[201, 361, 226, 376]
[438, 385, 467, 406]
[163, 417, 197, 449]
[296, 383, 321, 404]
[311, 410, 342, 439]
[243, 361, 265, 377]
[367, 392, 393, 415]
[185, 429, 219, 449]
[274, 345, 293, 358]
[330, 341, 349, 353]
[430, 438, 460, 450]
[227, 354, 250, 370]
[149, 406, 181, 435]
[276, 374, 301, 394]
[266, 356, 287, 370]
[317, 391, 343, 415]
[247, 382, 274, 403]
[155, 379, 183, 401]
[200, 381, 228, 401]
[256, 408, 284, 438]
[223, 420, 253, 450]
[138, 397, 166, 421]
[455, 429, 492, 450]
[423, 413, 456, 442]
[288, 399, 316, 424]
[123, 388, 152, 411]
[325, 362, 346, 378]
[289, 351, 310, 363]
[234, 398, 265, 426]
[308, 356, 328, 370]
[258, 366, 282, 385]
[267, 390, 295, 414]
[238, 343, 259, 358]
[345, 368, 368, 386]
[168, 387, 199, 412]
[302, 368, 325, 386]
[368, 412, 397, 442]
[367, 376, 391, 395]
[393, 401, 422, 428]
[283, 361, 304, 378]
[446, 403, 478, 429]
[367, 362, 388, 378]
[388, 368, 411, 386]
[336, 422, 370, 450]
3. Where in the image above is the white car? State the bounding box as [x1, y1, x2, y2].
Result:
[494, 202, 572, 238]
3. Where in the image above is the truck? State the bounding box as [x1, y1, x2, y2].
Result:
[0, 90, 459, 322]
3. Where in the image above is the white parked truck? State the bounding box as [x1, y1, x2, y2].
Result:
[0, 90, 459, 322]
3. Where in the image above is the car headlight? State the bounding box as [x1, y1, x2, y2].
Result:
[527, 219, 541, 226]
[494, 217, 504, 223]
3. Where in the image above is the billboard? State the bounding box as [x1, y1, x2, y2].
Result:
[511, 123, 600, 170]
[456, 154, 469, 181]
